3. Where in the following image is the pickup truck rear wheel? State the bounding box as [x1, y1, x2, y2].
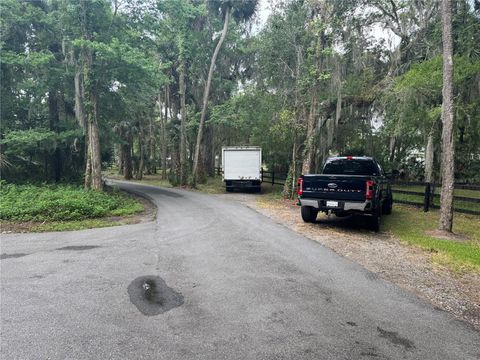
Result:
[382, 196, 393, 215]
[368, 206, 381, 232]
[301, 206, 318, 223]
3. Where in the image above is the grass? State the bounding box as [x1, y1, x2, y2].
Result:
[0, 182, 144, 231]
[383, 204, 480, 273]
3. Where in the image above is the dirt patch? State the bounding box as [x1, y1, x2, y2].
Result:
[425, 229, 469, 242]
[120, 194, 157, 223]
[222, 194, 480, 330]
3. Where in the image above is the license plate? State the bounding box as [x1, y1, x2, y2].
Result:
[326, 201, 338, 207]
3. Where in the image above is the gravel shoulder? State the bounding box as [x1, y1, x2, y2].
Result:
[217, 192, 480, 330]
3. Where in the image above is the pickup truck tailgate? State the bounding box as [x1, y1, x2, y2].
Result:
[302, 175, 368, 201]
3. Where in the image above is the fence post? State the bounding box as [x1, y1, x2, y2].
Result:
[423, 182, 431, 212]
[272, 170, 275, 186]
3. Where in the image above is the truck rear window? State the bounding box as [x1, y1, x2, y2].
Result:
[322, 159, 378, 175]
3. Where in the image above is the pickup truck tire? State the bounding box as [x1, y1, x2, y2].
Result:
[301, 206, 318, 223]
[382, 196, 393, 215]
[368, 206, 381, 232]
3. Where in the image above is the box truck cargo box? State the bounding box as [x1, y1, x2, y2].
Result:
[222, 147, 262, 192]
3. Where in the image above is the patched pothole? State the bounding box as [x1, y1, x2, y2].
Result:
[128, 275, 184, 316]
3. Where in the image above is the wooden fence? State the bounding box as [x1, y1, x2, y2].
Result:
[391, 181, 480, 215]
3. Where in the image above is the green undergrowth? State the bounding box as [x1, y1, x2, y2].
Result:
[0, 181, 143, 223]
[383, 205, 480, 273]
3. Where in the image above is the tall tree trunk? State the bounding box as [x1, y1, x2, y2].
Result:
[192, 8, 231, 185]
[137, 140, 144, 180]
[88, 94, 102, 190]
[147, 115, 155, 174]
[302, 94, 318, 174]
[424, 123, 436, 183]
[439, 0, 455, 232]
[117, 143, 124, 175]
[84, 137, 92, 188]
[137, 120, 145, 180]
[162, 88, 169, 180]
[179, 60, 187, 185]
[123, 136, 133, 180]
[204, 126, 214, 177]
[80, 0, 102, 190]
[334, 87, 342, 148]
[74, 69, 86, 130]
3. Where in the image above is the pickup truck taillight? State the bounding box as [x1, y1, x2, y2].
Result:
[365, 180, 375, 200]
[297, 177, 303, 196]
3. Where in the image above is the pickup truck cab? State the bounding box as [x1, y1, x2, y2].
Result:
[297, 156, 393, 231]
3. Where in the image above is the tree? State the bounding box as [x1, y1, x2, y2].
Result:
[191, 0, 257, 185]
[438, 0, 455, 232]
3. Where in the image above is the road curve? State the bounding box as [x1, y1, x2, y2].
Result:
[1, 181, 479, 360]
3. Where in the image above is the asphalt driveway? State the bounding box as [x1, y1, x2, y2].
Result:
[1, 181, 479, 359]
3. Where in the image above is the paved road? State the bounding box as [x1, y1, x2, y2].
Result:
[1, 181, 479, 360]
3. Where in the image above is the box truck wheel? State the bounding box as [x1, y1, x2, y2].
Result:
[301, 206, 318, 223]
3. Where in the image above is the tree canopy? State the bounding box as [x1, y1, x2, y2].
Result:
[1, 0, 479, 190]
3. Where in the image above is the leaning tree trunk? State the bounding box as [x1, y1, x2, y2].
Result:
[192, 8, 231, 185]
[439, 0, 455, 232]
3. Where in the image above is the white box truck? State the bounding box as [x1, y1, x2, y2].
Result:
[222, 146, 262, 192]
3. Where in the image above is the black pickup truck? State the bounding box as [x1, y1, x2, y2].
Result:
[297, 156, 393, 231]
